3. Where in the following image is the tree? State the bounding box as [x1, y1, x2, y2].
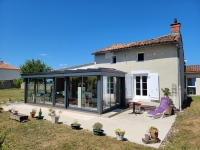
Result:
[0, 81, 5, 90]
[20, 59, 52, 74]
[13, 78, 23, 89]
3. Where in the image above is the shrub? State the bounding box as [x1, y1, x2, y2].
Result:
[92, 122, 103, 130]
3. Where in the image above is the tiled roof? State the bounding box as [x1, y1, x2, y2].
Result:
[186, 65, 200, 73]
[93, 34, 180, 54]
[0, 63, 20, 70]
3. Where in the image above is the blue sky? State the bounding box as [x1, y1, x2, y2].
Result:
[0, 0, 200, 69]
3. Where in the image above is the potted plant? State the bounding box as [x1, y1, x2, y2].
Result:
[92, 122, 104, 135]
[161, 88, 171, 97]
[147, 126, 159, 140]
[35, 108, 44, 120]
[71, 119, 81, 130]
[161, 88, 173, 115]
[30, 108, 37, 118]
[48, 108, 62, 124]
[114, 128, 125, 141]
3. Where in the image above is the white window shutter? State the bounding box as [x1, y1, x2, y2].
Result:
[125, 74, 132, 99]
[148, 73, 159, 100]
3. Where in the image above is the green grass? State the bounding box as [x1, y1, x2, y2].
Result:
[0, 88, 24, 103]
[162, 96, 200, 150]
[0, 112, 154, 150]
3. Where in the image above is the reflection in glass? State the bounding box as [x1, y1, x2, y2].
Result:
[35, 78, 44, 103]
[27, 78, 34, 102]
[103, 76, 121, 111]
[55, 78, 65, 107]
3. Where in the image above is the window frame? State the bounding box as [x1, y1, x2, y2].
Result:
[110, 56, 116, 64]
[137, 52, 144, 62]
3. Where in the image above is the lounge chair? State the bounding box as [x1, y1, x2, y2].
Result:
[146, 97, 170, 119]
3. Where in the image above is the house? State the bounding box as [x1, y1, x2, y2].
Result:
[0, 61, 21, 89]
[185, 65, 200, 95]
[21, 19, 185, 114]
[92, 19, 185, 110]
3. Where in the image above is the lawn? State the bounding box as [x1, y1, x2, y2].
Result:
[0, 112, 154, 150]
[162, 96, 200, 150]
[0, 88, 24, 103]
[0, 88, 200, 150]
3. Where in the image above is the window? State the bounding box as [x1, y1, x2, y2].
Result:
[137, 53, 144, 61]
[135, 76, 147, 96]
[187, 78, 196, 95]
[111, 56, 116, 64]
[107, 77, 114, 94]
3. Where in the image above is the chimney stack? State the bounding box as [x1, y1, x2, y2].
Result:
[171, 18, 181, 34]
[0, 61, 3, 64]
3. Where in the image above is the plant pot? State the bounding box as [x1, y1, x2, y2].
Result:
[51, 116, 60, 124]
[93, 129, 104, 135]
[116, 134, 124, 141]
[35, 116, 44, 120]
[71, 124, 81, 130]
[149, 131, 158, 140]
[30, 112, 36, 118]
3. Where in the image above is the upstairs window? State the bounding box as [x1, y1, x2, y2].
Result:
[137, 53, 144, 61]
[111, 56, 116, 64]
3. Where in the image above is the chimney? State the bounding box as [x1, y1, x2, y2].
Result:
[0, 61, 3, 64]
[171, 18, 181, 34]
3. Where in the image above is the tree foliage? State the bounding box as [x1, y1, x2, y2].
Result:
[20, 59, 52, 74]
[13, 79, 23, 89]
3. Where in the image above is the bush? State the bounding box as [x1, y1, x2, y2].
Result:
[92, 122, 103, 130]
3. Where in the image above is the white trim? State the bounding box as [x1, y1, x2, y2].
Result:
[131, 70, 150, 74]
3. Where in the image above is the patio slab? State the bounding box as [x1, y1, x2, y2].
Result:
[2, 102, 176, 149]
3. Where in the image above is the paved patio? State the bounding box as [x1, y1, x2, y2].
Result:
[2, 102, 176, 149]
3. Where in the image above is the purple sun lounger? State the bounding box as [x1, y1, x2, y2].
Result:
[146, 97, 170, 118]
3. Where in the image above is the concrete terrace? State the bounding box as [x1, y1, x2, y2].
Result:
[2, 103, 176, 149]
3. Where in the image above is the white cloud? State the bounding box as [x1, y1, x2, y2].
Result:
[39, 53, 47, 56]
[4, 62, 10, 64]
[59, 64, 67, 68]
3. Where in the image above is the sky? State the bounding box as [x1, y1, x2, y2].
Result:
[0, 0, 200, 70]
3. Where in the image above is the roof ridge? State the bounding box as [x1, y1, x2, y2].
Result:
[93, 34, 180, 54]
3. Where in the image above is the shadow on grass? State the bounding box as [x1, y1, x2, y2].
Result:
[71, 127, 83, 130]
[182, 96, 193, 110]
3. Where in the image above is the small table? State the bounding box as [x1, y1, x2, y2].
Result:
[128, 100, 142, 115]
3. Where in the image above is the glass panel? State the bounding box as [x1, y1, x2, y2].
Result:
[110, 77, 116, 107]
[136, 83, 140, 88]
[142, 76, 147, 82]
[55, 78, 65, 107]
[136, 76, 140, 82]
[187, 78, 196, 86]
[187, 87, 196, 95]
[44, 78, 53, 104]
[116, 77, 121, 106]
[143, 90, 147, 96]
[35, 78, 44, 103]
[81, 76, 97, 111]
[27, 78, 34, 102]
[68, 77, 79, 108]
[136, 89, 140, 95]
[103, 76, 110, 110]
[142, 83, 147, 89]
